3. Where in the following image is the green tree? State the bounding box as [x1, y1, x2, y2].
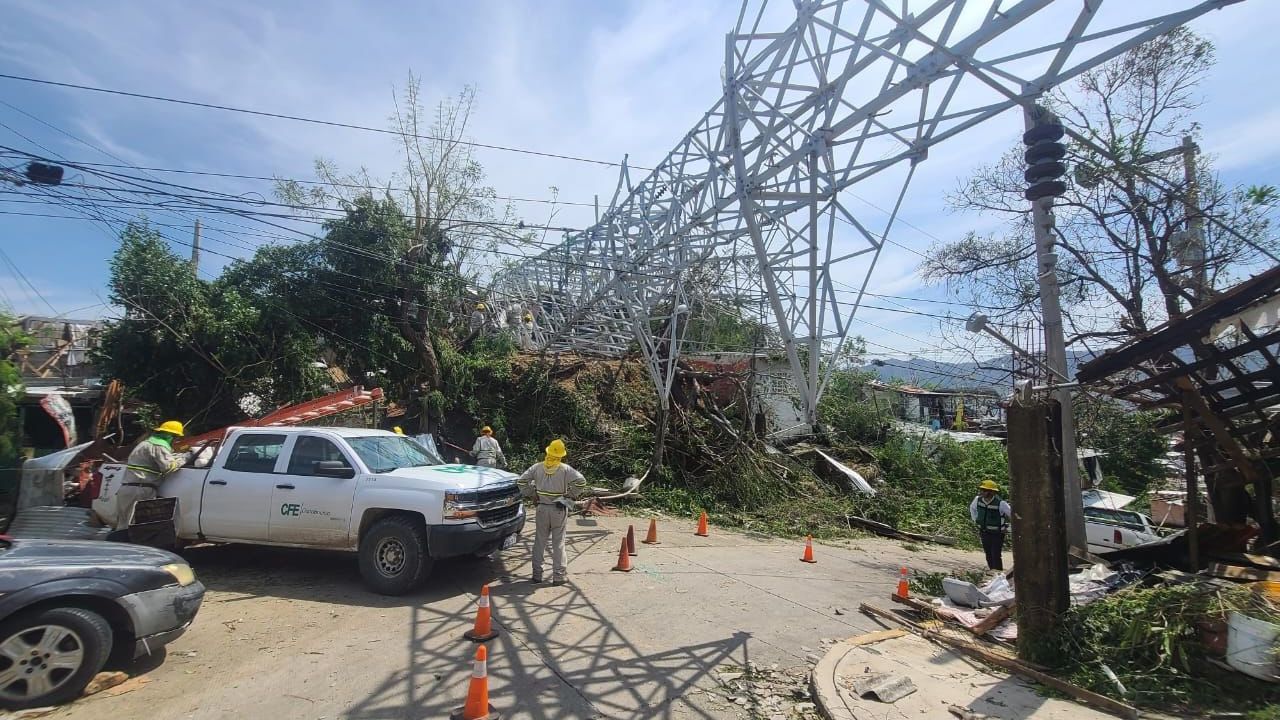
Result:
[95, 222, 328, 431]
[921, 28, 1277, 524]
[277, 79, 540, 404]
[1074, 397, 1169, 496]
[924, 29, 1276, 341]
[0, 314, 30, 466]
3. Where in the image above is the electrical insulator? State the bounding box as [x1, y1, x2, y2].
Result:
[1022, 122, 1067, 201]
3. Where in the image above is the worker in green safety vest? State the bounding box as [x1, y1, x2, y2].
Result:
[114, 421, 191, 530]
[969, 478, 1011, 570]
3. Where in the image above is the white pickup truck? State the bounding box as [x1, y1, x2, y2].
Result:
[92, 427, 525, 595]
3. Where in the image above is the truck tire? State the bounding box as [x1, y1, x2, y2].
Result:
[359, 515, 432, 595]
[0, 606, 113, 709]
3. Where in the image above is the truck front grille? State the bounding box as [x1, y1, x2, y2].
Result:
[478, 504, 520, 527]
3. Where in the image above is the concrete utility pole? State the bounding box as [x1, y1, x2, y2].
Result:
[1024, 104, 1086, 550]
[191, 219, 201, 273]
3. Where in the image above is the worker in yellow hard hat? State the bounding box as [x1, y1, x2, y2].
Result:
[114, 420, 192, 530]
[470, 425, 506, 469]
[470, 302, 488, 334]
[517, 438, 587, 585]
[970, 478, 1011, 570]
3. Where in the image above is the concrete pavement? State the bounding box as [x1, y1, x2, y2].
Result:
[811, 630, 1113, 720]
[52, 513, 987, 720]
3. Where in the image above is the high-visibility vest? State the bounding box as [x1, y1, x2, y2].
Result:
[975, 496, 1005, 531]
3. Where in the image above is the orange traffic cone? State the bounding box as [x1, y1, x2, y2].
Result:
[642, 518, 660, 544]
[450, 644, 500, 720]
[611, 536, 633, 572]
[463, 584, 500, 642]
[800, 535, 817, 563]
[626, 524, 638, 557]
[695, 511, 709, 537]
[895, 567, 910, 599]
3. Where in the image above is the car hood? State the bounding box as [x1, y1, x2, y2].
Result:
[0, 538, 183, 569]
[377, 464, 518, 491]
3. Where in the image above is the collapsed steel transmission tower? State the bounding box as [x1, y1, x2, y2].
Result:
[492, 0, 1241, 428]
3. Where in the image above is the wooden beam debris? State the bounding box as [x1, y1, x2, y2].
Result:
[846, 515, 957, 546]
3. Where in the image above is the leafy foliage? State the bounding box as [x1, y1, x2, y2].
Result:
[1048, 583, 1280, 714]
[0, 314, 29, 466]
[95, 222, 329, 430]
[1074, 396, 1170, 496]
[924, 28, 1278, 344]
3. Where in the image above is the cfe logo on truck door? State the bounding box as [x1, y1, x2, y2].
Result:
[280, 503, 301, 517]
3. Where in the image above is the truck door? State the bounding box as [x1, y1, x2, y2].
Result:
[199, 432, 286, 541]
[269, 435, 359, 547]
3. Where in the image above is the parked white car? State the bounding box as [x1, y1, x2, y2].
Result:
[93, 427, 525, 595]
[1083, 505, 1162, 554]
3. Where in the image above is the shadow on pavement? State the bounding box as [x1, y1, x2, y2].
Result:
[179, 542, 509, 608]
[343, 525, 751, 720]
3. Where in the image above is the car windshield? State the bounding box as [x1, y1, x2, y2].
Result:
[347, 436, 443, 473]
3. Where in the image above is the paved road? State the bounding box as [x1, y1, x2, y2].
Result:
[52, 514, 986, 720]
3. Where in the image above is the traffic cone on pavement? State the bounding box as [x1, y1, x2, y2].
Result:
[626, 524, 638, 556]
[450, 644, 500, 720]
[695, 511, 709, 537]
[611, 536, 633, 572]
[463, 584, 500, 642]
[800, 535, 817, 563]
[895, 567, 910, 599]
[642, 518, 660, 544]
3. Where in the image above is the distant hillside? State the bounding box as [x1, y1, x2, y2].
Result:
[862, 350, 1094, 391]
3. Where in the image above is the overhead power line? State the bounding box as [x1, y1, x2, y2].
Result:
[21, 158, 599, 208]
[0, 72, 644, 170]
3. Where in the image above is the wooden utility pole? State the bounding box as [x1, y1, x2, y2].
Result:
[190, 219, 201, 273]
[1183, 391, 1201, 570]
[1006, 394, 1069, 663]
[1180, 135, 1206, 308]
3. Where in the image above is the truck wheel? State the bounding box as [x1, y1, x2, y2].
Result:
[359, 515, 432, 595]
[0, 606, 113, 709]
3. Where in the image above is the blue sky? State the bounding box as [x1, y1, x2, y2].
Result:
[1, 0, 1276, 363]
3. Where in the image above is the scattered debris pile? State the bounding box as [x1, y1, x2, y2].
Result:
[877, 555, 1280, 715]
[700, 662, 819, 719]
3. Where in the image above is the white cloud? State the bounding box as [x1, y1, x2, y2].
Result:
[2, 0, 1277, 363]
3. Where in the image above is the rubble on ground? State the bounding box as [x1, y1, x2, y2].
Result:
[709, 662, 821, 719]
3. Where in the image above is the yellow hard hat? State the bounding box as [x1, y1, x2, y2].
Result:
[545, 438, 567, 458]
[154, 420, 185, 437]
[481, 426, 493, 435]
[979, 479, 999, 492]
[393, 426, 405, 435]
[476, 303, 487, 310]
[523, 313, 533, 321]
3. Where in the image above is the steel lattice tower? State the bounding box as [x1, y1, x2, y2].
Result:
[492, 0, 1243, 428]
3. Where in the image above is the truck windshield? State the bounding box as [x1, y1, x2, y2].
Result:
[348, 436, 443, 473]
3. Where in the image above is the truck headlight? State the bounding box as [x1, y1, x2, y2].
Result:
[162, 563, 196, 587]
[444, 492, 476, 519]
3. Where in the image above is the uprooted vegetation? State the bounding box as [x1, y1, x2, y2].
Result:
[434, 340, 1005, 546]
[1045, 582, 1280, 716]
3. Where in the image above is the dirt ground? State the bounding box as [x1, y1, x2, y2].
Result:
[43, 514, 994, 720]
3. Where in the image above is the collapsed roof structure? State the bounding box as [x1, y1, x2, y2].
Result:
[1077, 264, 1280, 549]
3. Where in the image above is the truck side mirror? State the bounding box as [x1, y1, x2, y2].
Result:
[314, 461, 355, 479]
